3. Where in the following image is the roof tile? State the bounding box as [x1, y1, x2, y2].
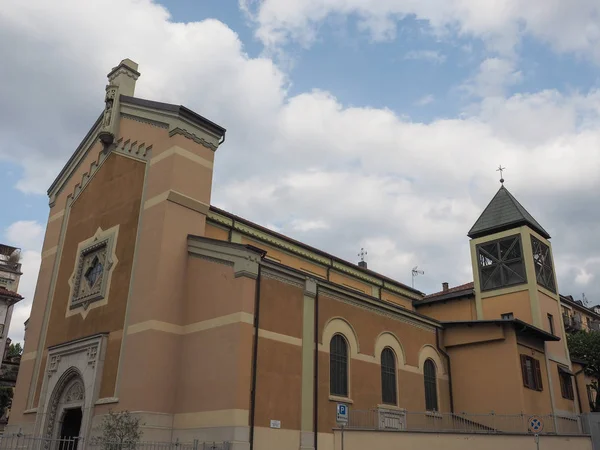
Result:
[468, 185, 550, 239]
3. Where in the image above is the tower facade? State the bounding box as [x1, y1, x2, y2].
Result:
[469, 184, 574, 415]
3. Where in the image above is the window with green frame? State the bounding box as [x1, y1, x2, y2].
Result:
[531, 236, 556, 293]
[476, 235, 527, 291]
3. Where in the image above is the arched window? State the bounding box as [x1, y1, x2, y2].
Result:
[381, 347, 397, 405]
[424, 359, 438, 411]
[330, 334, 348, 397]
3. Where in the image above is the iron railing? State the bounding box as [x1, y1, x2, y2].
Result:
[344, 409, 584, 435]
[0, 435, 230, 450]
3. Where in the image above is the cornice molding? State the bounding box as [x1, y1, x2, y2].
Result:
[121, 113, 169, 129]
[169, 128, 218, 151]
[262, 269, 305, 289]
[206, 211, 421, 301]
[119, 102, 222, 148]
[188, 236, 262, 279]
[234, 221, 330, 266]
[61, 137, 151, 208]
[319, 284, 438, 333]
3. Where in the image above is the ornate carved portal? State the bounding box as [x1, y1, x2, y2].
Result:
[44, 369, 85, 447]
[37, 335, 107, 447]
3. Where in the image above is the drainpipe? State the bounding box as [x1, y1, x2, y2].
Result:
[313, 285, 319, 450]
[249, 265, 262, 450]
[573, 366, 585, 414]
[436, 328, 454, 413]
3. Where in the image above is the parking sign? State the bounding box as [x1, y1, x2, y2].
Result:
[336, 404, 348, 424]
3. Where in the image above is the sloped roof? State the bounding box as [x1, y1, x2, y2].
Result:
[0, 287, 22, 300]
[468, 185, 550, 239]
[424, 282, 474, 299]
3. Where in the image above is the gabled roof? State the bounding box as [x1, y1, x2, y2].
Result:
[468, 185, 550, 239]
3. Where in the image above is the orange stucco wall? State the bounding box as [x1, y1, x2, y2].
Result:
[449, 330, 525, 415]
[517, 344, 553, 414]
[444, 323, 505, 347]
[538, 291, 569, 360]
[381, 290, 414, 310]
[317, 293, 449, 434]
[416, 297, 476, 322]
[481, 289, 532, 323]
[35, 153, 145, 403]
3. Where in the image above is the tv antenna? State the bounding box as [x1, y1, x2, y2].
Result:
[412, 266, 424, 288]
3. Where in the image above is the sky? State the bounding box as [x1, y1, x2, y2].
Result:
[1, 0, 600, 343]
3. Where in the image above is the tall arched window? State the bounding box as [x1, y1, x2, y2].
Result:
[381, 347, 397, 405]
[424, 359, 438, 411]
[330, 334, 348, 397]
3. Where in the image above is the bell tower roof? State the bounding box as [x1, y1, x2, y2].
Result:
[468, 185, 550, 239]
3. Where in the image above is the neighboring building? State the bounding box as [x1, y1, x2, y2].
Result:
[558, 295, 600, 412]
[560, 295, 600, 333]
[0, 245, 23, 363]
[6, 60, 590, 449]
[0, 246, 24, 432]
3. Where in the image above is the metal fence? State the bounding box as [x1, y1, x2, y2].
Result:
[0, 435, 230, 450]
[345, 409, 584, 435]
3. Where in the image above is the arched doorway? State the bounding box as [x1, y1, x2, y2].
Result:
[44, 369, 85, 448]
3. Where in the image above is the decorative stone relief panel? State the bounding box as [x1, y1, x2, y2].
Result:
[35, 334, 108, 443]
[67, 226, 119, 318]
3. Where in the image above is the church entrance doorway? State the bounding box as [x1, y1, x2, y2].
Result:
[59, 408, 82, 449]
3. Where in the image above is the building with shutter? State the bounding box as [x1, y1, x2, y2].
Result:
[6, 60, 590, 450]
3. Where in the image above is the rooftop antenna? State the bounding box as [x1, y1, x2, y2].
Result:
[496, 165, 506, 185]
[412, 266, 424, 288]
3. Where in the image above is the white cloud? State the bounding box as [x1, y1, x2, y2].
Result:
[405, 50, 446, 64]
[290, 219, 330, 232]
[1, 0, 600, 323]
[575, 268, 594, 286]
[415, 94, 435, 106]
[463, 57, 523, 98]
[241, 0, 600, 62]
[5, 221, 44, 252]
[3, 221, 44, 344]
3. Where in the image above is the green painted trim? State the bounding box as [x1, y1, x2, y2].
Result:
[332, 261, 380, 285]
[383, 282, 421, 300]
[207, 211, 421, 300]
[207, 210, 233, 227]
[234, 222, 331, 265]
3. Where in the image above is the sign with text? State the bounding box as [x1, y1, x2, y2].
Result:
[336, 404, 348, 425]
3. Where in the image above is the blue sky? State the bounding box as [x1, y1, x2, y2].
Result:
[2, 0, 600, 342]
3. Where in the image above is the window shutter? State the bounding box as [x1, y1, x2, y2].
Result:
[520, 355, 529, 388]
[534, 359, 543, 391]
[568, 377, 574, 400]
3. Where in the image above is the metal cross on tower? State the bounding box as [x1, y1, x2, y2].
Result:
[358, 248, 367, 262]
[497, 165, 506, 184]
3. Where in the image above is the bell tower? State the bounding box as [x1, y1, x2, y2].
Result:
[468, 181, 570, 364]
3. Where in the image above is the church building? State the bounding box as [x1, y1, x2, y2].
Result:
[7, 60, 586, 450]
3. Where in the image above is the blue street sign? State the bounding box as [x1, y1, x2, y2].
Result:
[336, 404, 348, 424]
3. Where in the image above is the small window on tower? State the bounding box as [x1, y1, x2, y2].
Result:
[547, 314, 555, 335]
[476, 235, 526, 291]
[531, 236, 556, 293]
[501, 312, 514, 320]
